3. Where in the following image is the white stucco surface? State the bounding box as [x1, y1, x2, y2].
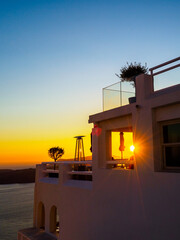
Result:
[19, 73, 180, 240]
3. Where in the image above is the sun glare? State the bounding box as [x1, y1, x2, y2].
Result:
[130, 145, 135, 152]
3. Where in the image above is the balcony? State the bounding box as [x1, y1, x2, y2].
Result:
[37, 160, 92, 187]
[103, 57, 180, 111]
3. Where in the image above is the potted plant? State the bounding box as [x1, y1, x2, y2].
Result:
[116, 62, 148, 103]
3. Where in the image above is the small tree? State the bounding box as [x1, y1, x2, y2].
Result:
[48, 147, 64, 169]
[116, 62, 148, 87]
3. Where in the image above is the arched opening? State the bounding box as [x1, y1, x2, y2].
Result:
[37, 201, 45, 229]
[49, 205, 59, 236]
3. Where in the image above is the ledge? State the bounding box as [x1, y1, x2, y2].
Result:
[89, 104, 133, 123]
[63, 179, 92, 189]
[39, 177, 59, 184]
[18, 228, 57, 240]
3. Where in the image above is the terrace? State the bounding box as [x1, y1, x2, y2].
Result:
[37, 160, 92, 187]
[103, 57, 180, 111]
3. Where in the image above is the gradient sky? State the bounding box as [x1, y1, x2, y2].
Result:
[0, 0, 180, 168]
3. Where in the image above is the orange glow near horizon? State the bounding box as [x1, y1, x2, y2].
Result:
[0, 128, 92, 168]
[0, 104, 96, 169]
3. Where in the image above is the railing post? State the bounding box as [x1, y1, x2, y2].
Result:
[36, 164, 46, 182]
[135, 74, 154, 102]
[59, 163, 71, 184]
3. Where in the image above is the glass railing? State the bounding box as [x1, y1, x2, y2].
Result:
[103, 81, 135, 111]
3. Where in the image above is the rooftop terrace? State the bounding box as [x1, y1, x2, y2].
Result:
[103, 57, 180, 111]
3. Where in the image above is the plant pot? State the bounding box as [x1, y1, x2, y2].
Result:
[128, 96, 136, 104]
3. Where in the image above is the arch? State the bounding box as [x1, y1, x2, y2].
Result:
[49, 205, 59, 235]
[37, 201, 45, 229]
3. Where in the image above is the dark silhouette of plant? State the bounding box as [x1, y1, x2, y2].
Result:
[116, 62, 148, 87]
[48, 147, 64, 169]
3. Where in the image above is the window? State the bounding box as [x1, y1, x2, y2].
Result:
[111, 132, 134, 160]
[106, 130, 135, 170]
[162, 122, 180, 169]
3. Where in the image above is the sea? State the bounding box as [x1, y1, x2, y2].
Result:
[0, 183, 34, 240]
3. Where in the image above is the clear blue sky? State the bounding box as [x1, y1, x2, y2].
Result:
[0, 0, 179, 167]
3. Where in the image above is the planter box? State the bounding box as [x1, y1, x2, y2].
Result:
[128, 96, 136, 104]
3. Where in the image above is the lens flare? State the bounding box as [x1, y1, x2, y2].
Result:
[130, 145, 135, 152]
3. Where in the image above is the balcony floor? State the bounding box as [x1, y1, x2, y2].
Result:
[18, 228, 57, 240]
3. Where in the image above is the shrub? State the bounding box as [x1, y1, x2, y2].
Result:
[116, 62, 148, 87]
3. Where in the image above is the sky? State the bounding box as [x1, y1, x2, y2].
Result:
[0, 0, 180, 169]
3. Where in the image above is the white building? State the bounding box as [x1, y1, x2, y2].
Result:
[18, 57, 180, 240]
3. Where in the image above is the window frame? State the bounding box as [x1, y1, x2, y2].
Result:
[160, 119, 180, 171]
[105, 127, 135, 170]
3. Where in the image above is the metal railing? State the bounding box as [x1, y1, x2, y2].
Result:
[149, 57, 180, 76]
[149, 57, 180, 91]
